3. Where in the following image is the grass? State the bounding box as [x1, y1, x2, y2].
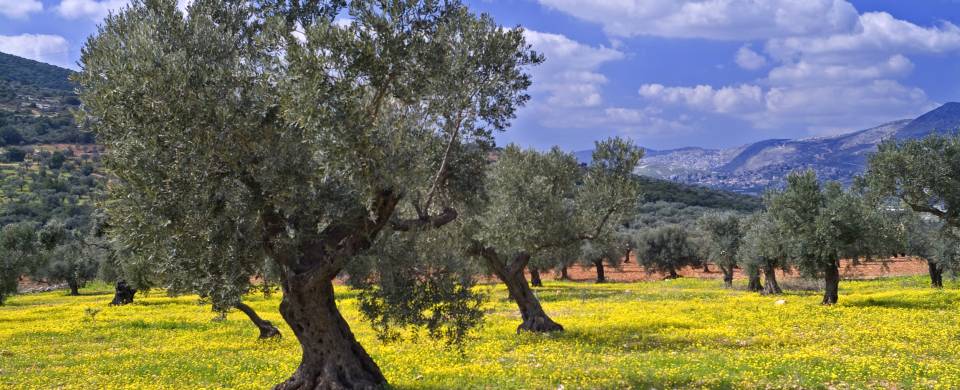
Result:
[2, 277, 960, 389]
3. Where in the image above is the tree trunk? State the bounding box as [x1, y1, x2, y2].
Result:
[67, 279, 80, 296]
[529, 267, 543, 287]
[594, 259, 606, 283]
[665, 267, 679, 279]
[235, 302, 281, 339]
[928, 260, 944, 288]
[702, 263, 710, 273]
[488, 256, 563, 333]
[720, 265, 734, 288]
[747, 269, 763, 292]
[761, 262, 782, 295]
[109, 280, 137, 305]
[822, 260, 840, 305]
[556, 265, 569, 281]
[623, 248, 631, 264]
[274, 271, 386, 390]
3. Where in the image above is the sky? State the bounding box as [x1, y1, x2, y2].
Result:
[3, 1, 960, 151]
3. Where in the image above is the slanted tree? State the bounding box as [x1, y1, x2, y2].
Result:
[77, 0, 539, 387]
[697, 212, 743, 288]
[738, 212, 789, 295]
[863, 134, 960, 230]
[768, 171, 895, 304]
[0, 222, 38, 305]
[467, 140, 642, 332]
[633, 225, 700, 279]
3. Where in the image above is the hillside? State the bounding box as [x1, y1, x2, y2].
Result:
[633, 103, 960, 194]
[0, 52, 87, 145]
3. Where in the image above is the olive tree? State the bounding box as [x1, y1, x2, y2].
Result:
[35, 221, 99, 296]
[467, 140, 642, 332]
[76, 0, 539, 387]
[737, 212, 789, 295]
[768, 171, 894, 304]
[697, 212, 743, 288]
[0, 222, 38, 305]
[633, 225, 700, 279]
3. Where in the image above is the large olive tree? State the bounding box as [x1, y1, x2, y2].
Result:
[76, 0, 539, 387]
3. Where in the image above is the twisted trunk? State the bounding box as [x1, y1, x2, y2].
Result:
[747, 268, 763, 292]
[109, 280, 137, 305]
[761, 261, 782, 295]
[822, 260, 840, 305]
[928, 260, 944, 288]
[274, 270, 386, 390]
[235, 302, 281, 339]
[528, 267, 543, 287]
[594, 259, 606, 283]
[486, 254, 562, 333]
[719, 264, 734, 288]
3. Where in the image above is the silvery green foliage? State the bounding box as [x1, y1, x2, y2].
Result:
[863, 134, 960, 229]
[76, 0, 539, 336]
[767, 171, 895, 279]
[0, 222, 38, 305]
[697, 212, 742, 271]
[633, 225, 700, 277]
[737, 212, 790, 274]
[34, 220, 100, 294]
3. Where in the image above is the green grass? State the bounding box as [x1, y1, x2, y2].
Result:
[2, 277, 960, 389]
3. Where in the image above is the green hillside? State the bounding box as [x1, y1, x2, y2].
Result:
[0, 52, 88, 145]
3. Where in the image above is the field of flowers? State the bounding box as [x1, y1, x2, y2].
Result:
[2, 276, 960, 389]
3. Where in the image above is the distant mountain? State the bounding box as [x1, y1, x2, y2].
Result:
[0, 52, 88, 146]
[631, 103, 960, 194]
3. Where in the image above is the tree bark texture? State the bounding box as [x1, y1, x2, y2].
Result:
[485, 254, 563, 333]
[235, 302, 281, 339]
[594, 259, 606, 283]
[109, 280, 137, 305]
[822, 260, 840, 305]
[273, 271, 386, 390]
[761, 262, 783, 295]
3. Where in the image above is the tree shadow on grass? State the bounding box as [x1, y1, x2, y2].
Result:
[842, 295, 960, 310]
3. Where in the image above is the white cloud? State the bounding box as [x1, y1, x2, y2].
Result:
[0, 0, 43, 19]
[0, 34, 71, 67]
[735, 46, 767, 70]
[639, 84, 764, 114]
[57, 0, 127, 21]
[537, 0, 860, 40]
[524, 30, 623, 108]
[767, 55, 913, 86]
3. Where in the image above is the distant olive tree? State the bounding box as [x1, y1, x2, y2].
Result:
[34, 220, 98, 296]
[697, 212, 743, 288]
[76, 0, 539, 387]
[0, 222, 38, 305]
[738, 212, 790, 295]
[634, 225, 700, 279]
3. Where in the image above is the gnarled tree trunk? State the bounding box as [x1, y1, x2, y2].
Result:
[747, 269, 763, 292]
[528, 266, 543, 287]
[235, 302, 281, 339]
[274, 271, 386, 390]
[822, 260, 840, 305]
[928, 260, 944, 288]
[719, 264, 734, 288]
[486, 254, 563, 333]
[109, 280, 137, 305]
[594, 259, 606, 283]
[761, 261, 782, 295]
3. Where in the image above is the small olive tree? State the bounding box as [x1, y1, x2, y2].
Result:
[737, 212, 790, 295]
[633, 225, 700, 279]
[0, 222, 38, 305]
[697, 212, 743, 288]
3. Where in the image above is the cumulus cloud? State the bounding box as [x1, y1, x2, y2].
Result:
[537, 0, 860, 40]
[524, 30, 623, 108]
[0, 0, 43, 19]
[767, 55, 913, 86]
[735, 46, 767, 70]
[57, 0, 128, 20]
[639, 84, 764, 114]
[0, 34, 71, 67]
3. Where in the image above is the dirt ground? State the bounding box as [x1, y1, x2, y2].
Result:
[555, 255, 930, 283]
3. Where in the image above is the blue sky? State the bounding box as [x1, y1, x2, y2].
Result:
[3, 0, 960, 151]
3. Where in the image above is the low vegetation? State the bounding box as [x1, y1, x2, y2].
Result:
[4, 277, 960, 389]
